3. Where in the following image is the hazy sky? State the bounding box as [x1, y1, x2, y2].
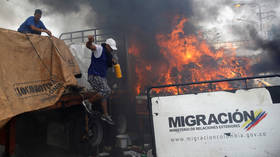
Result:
[0, 0, 93, 37]
[0, 0, 279, 40]
[0, 0, 279, 74]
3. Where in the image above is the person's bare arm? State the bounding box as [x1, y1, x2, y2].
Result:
[30, 25, 52, 36]
[44, 29, 52, 36]
[86, 35, 97, 51]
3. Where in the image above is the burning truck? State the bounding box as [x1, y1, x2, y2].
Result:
[58, 17, 280, 156]
[127, 17, 280, 157]
[1, 14, 280, 157]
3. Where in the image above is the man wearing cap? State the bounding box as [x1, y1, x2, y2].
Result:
[83, 35, 118, 125]
[18, 9, 52, 36]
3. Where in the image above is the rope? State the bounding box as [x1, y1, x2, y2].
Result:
[47, 36, 67, 62]
[25, 34, 52, 78]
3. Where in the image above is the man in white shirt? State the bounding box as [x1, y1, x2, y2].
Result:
[83, 35, 118, 125]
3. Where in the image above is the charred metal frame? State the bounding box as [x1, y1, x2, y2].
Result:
[147, 74, 280, 157]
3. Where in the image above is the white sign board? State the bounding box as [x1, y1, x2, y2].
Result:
[151, 88, 280, 157]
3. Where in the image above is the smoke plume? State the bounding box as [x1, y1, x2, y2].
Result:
[251, 36, 280, 74]
[27, 0, 195, 59]
[26, 0, 280, 75]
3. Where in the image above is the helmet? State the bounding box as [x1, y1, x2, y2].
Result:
[105, 38, 117, 51]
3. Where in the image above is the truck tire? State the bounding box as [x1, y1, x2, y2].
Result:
[88, 118, 103, 147]
[69, 115, 103, 155]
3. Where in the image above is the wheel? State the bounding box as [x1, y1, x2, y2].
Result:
[68, 108, 103, 155]
[88, 118, 103, 147]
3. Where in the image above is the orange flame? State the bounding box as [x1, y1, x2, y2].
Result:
[128, 44, 140, 56]
[145, 65, 152, 71]
[129, 17, 251, 95]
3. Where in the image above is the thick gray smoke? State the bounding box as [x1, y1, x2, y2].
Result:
[28, 0, 89, 14]
[28, 0, 194, 60]
[239, 14, 280, 74]
[251, 34, 280, 74]
[27, 0, 280, 75]
[29, 0, 194, 31]
[226, 0, 280, 74]
[192, 0, 233, 24]
[93, 1, 186, 58]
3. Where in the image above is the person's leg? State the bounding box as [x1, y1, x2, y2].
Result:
[99, 78, 114, 125]
[88, 93, 102, 103]
[101, 98, 109, 116]
[83, 75, 101, 113]
[100, 78, 111, 116]
[88, 75, 114, 124]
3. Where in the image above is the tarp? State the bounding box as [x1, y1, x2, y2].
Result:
[68, 43, 92, 89]
[0, 28, 80, 128]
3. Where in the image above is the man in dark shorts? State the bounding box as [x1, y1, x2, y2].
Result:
[18, 9, 52, 36]
[83, 35, 118, 125]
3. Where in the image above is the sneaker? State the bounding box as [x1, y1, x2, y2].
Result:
[82, 99, 92, 113]
[101, 115, 115, 125]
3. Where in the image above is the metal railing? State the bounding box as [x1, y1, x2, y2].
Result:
[59, 28, 129, 90]
[59, 28, 121, 43]
[147, 74, 280, 97]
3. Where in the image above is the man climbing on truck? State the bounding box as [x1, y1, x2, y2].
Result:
[18, 9, 52, 36]
[83, 35, 118, 125]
